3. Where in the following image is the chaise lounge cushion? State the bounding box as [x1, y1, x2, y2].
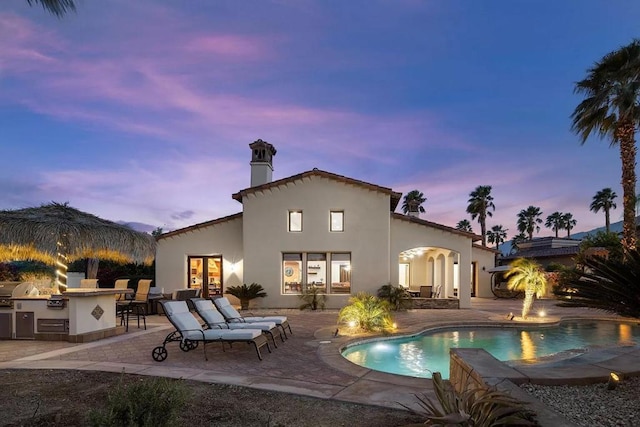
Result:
[214, 297, 287, 325]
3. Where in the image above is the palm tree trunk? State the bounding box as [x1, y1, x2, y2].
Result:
[605, 208, 611, 233]
[617, 122, 637, 253]
[522, 290, 535, 319]
[86, 258, 99, 280]
[480, 217, 487, 246]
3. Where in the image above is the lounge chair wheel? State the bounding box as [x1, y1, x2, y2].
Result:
[152, 346, 168, 362]
[179, 340, 192, 352]
[188, 341, 199, 350]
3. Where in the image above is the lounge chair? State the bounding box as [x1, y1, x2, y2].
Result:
[152, 300, 270, 361]
[192, 298, 284, 348]
[213, 297, 292, 338]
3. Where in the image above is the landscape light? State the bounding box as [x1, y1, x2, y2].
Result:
[608, 372, 620, 390]
[538, 309, 546, 318]
[348, 320, 356, 328]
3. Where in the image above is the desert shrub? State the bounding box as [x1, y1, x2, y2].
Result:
[338, 293, 393, 332]
[377, 283, 411, 311]
[88, 375, 189, 427]
[14, 261, 54, 282]
[403, 371, 537, 426]
[299, 287, 326, 310]
[554, 249, 640, 318]
[226, 283, 267, 310]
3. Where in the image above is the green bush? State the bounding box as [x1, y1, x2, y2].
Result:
[88, 375, 189, 427]
[225, 283, 267, 310]
[299, 287, 326, 310]
[338, 293, 393, 332]
[376, 283, 411, 311]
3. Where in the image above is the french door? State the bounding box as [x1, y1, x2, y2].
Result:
[188, 256, 223, 299]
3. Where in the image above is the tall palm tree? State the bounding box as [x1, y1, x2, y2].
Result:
[402, 190, 427, 216]
[505, 258, 548, 319]
[562, 212, 577, 238]
[487, 225, 508, 252]
[545, 212, 565, 238]
[466, 185, 495, 247]
[517, 206, 543, 240]
[510, 232, 528, 254]
[572, 39, 640, 252]
[590, 188, 618, 232]
[455, 219, 473, 233]
[26, 0, 76, 17]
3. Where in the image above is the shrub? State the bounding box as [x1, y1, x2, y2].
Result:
[225, 283, 267, 310]
[376, 283, 411, 311]
[403, 371, 537, 426]
[88, 375, 189, 427]
[338, 293, 393, 332]
[299, 287, 326, 311]
[554, 249, 640, 318]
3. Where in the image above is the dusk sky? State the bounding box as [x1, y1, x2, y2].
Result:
[2, 1, 639, 239]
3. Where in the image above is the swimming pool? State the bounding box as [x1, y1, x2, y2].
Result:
[341, 321, 640, 379]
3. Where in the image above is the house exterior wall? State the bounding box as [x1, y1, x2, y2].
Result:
[241, 175, 391, 309]
[390, 218, 473, 308]
[155, 216, 244, 298]
[471, 246, 496, 298]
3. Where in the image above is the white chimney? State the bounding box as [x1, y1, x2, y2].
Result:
[249, 139, 277, 187]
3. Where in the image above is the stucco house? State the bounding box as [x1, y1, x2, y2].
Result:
[155, 140, 496, 309]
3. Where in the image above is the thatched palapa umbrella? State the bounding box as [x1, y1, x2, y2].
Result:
[0, 202, 156, 290]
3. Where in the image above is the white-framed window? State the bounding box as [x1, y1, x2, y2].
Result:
[330, 211, 344, 232]
[306, 253, 327, 292]
[283, 253, 302, 294]
[330, 253, 351, 294]
[288, 210, 302, 232]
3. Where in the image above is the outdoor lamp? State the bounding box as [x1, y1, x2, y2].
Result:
[607, 372, 620, 390]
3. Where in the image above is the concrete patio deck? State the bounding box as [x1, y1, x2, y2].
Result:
[0, 298, 638, 413]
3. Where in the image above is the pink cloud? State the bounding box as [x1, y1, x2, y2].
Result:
[186, 35, 271, 60]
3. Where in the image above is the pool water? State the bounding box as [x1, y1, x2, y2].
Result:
[341, 321, 640, 379]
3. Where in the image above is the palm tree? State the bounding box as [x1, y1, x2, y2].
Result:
[402, 190, 427, 216]
[466, 185, 495, 246]
[510, 232, 528, 254]
[572, 39, 640, 252]
[505, 258, 548, 319]
[26, 0, 76, 17]
[545, 212, 565, 238]
[487, 225, 508, 252]
[516, 206, 543, 240]
[590, 188, 618, 232]
[455, 219, 473, 233]
[562, 213, 577, 238]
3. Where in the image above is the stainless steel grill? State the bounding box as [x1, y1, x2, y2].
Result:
[0, 282, 39, 308]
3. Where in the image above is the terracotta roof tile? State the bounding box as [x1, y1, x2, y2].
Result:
[157, 213, 242, 240]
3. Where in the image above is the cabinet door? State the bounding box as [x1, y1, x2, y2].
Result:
[15, 311, 35, 339]
[0, 313, 12, 339]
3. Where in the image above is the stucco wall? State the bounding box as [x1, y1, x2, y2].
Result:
[241, 175, 391, 309]
[155, 216, 244, 297]
[472, 245, 497, 298]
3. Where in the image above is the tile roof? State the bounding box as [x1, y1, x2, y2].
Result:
[157, 212, 242, 240]
[232, 169, 402, 212]
[391, 213, 482, 242]
[501, 245, 580, 260]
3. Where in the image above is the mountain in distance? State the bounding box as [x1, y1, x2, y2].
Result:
[497, 216, 633, 256]
[117, 221, 158, 234]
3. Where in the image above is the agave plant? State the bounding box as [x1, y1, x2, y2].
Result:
[403, 372, 537, 426]
[299, 286, 326, 311]
[225, 283, 267, 310]
[376, 283, 411, 311]
[554, 249, 640, 318]
[338, 293, 393, 332]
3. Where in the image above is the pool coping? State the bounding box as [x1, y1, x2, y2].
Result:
[319, 316, 640, 386]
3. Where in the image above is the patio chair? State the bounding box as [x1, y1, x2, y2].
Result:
[213, 297, 292, 338]
[80, 278, 98, 288]
[114, 279, 130, 327]
[192, 298, 283, 348]
[419, 285, 433, 298]
[151, 300, 270, 362]
[126, 279, 151, 331]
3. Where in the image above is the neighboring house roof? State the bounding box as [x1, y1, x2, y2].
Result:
[232, 168, 403, 212]
[501, 245, 580, 261]
[392, 213, 482, 242]
[157, 212, 243, 240]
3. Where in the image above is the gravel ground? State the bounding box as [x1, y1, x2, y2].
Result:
[522, 376, 640, 427]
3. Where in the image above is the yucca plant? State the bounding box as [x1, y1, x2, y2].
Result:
[338, 293, 393, 332]
[225, 283, 267, 310]
[403, 372, 537, 426]
[554, 249, 640, 318]
[299, 286, 326, 311]
[377, 283, 411, 311]
[505, 258, 548, 319]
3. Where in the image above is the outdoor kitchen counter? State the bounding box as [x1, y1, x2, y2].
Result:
[6, 289, 133, 342]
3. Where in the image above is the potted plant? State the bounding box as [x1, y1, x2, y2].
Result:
[299, 287, 326, 311]
[225, 283, 267, 310]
